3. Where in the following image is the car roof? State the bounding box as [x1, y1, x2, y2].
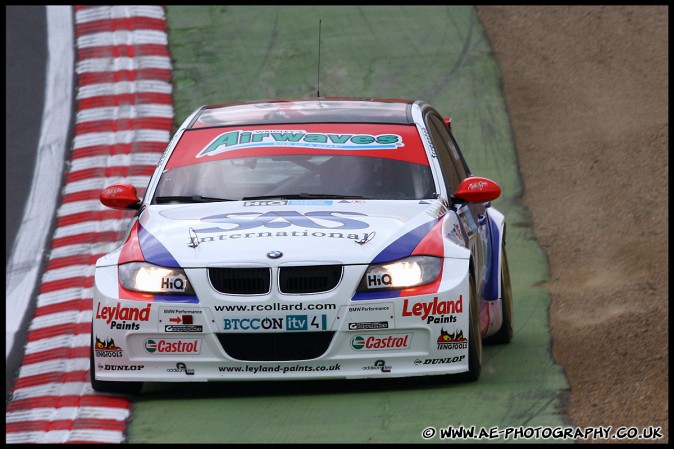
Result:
[188, 97, 419, 129]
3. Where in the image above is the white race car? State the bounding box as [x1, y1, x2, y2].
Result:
[91, 98, 513, 394]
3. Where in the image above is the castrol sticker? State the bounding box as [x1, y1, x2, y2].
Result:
[350, 333, 412, 351]
[144, 338, 202, 354]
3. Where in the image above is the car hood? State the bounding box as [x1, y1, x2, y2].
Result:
[128, 199, 454, 268]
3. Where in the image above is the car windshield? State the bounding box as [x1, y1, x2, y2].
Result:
[153, 154, 436, 202]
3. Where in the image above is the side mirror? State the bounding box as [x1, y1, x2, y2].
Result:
[451, 177, 501, 204]
[100, 184, 141, 210]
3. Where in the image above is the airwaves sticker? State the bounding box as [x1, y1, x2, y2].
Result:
[197, 130, 404, 157]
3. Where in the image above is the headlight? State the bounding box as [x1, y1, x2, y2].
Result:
[119, 262, 195, 295]
[357, 256, 442, 291]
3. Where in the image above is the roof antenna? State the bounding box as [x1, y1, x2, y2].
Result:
[317, 19, 322, 98]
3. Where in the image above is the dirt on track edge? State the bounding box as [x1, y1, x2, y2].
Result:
[476, 5, 669, 444]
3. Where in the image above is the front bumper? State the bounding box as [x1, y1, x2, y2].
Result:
[92, 260, 473, 383]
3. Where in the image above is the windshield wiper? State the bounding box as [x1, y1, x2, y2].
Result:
[154, 195, 234, 204]
[242, 193, 367, 200]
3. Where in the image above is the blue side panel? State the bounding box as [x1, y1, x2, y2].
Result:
[153, 294, 200, 304]
[371, 219, 436, 264]
[138, 223, 180, 268]
[483, 215, 500, 301]
[352, 289, 402, 301]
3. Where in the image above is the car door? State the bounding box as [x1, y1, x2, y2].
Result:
[424, 112, 491, 299]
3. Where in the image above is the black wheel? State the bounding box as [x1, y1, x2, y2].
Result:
[90, 333, 143, 395]
[485, 244, 514, 345]
[456, 271, 482, 382]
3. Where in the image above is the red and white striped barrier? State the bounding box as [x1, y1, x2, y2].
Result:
[6, 5, 173, 443]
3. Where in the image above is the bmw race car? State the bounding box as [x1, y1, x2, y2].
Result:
[91, 97, 513, 394]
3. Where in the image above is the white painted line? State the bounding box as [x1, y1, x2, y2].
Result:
[77, 104, 174, 122]
[7, 430, 126, 445]
[77, 55, 171, 72]
[68, 153, 161, 170]
[53, 219, 132, 239]
[80, 406, 131, 420]
[35, 288, 94, 307]
[76, 5, 165, 22]
[77, 80, 173, 98]
[73, 129, 170, 149]
[5, 5, 74, 361]
[77, 30, 168, 48]
[18, 358, 90, 378]
[49, 242, 115, 259]
[10, 382, 94, 401]
[25, 334, 91, 355]
[7, 405, 129, 422]
[56, 200, 109, 217]
[62, 176, 152, 195]
[42, 265, 96, 283]
[29, 311, 93, 332]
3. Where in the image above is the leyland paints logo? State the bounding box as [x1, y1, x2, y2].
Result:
[95, 303, 152, 330]
[197, 130, 404, 157]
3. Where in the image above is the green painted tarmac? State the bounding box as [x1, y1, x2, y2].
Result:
[127, 6, 570, 443]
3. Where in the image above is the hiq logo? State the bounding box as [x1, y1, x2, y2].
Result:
[366, 273, 393, 289]
[161, 276, 187, 292]
[195, 210, 369, 233]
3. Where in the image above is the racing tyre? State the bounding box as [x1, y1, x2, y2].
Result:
[456, 271, 482, 382]
[90, 334, 143, 395]
[484, 244, 514, 345]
